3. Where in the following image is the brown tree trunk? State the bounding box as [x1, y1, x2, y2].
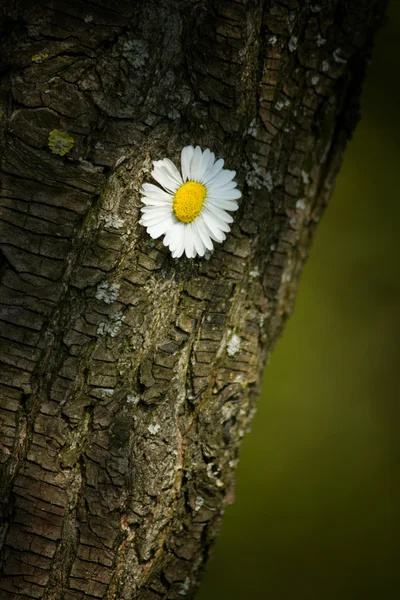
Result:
[0, 1, 386, 598]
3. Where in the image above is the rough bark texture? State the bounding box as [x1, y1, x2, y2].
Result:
[0, 0, 386, 598]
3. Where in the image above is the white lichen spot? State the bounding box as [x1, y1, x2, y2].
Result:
[310, 4, 321, 12]
[275, 100, 285, 111]
[168, 108, 180, 120]
[301, 170, 310, 185]
[269, 35, 278, 46]
[316, 34, 326, 47]
[205, 464, 223, 487]
[84, 14, 94, 23]
[249, 407, 258, 421]
[333, 48, 348, 64]
[102, 214, 125, 229]
[246, 168, 262, 190]
[229, 459, 239, 468]
[288, 36, 298, 53]
[296, 198, 306, 210]
[311, 75, 320, 86]
[148, 423, 161, 435]
[130, 335, 143, 350]
[263, 171, 274, 192]
[179, 578, 191, 597]
[123, 39, 149, 68]
[97, 312, 125, 337]
[222, 403, 237, 421]
[270, 244, 276, 251]
[247, 118, 257, 137]
[322, 60, 330, 72]
[94, 388, 114, 398]
[290, 216, 297, 227]
[249, 266, 260, 279]
[115, 155, 127, 167]
[282, 272, 291, 283]
[95, 281, 120, 304]
[245, 155, 264, 189]
[126, 394, 138, 405]
[227, 334, 241, 357]
[194, 496, 204, 512]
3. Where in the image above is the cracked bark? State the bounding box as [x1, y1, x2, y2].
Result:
[0, 1, 386, 599]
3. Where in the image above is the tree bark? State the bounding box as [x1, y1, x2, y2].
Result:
[0, 0, 386, 598]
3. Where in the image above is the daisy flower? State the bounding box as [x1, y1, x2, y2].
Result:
[139, 145, 241, 258]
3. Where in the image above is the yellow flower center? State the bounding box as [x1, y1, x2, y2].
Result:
[173, 181, 206, 223]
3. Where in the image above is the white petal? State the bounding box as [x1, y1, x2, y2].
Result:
[195, 216, 214, 251]
[189, 146, 203, 182]
[184, 223, 195, 258]
[162, 158, 183, 186]
[207, 197, 239, 211]
[163, 229, 173, 247]
[207, 191, 240, 203]
[193, 233, 205, 257]
[201, 152, 216, 183]
[191, 221, 206, 256]
[206, 151, 216, 172]
[168, 224, 181, 251]
[172, 242, 185, 258]
[208, 169, 236, 188]
[207, 180, 238, 194]
[206, 187, 241, 201]
[146, 216, 175, 239]
[202, 210, 226, 243]
[163, 221, 176, 247]
[206, 227, 226, 244]
[153, 159, 182, 186]
[152, 163, 180, 193]
[140, 206, 172, 215]
[197, 148, 211, 182]
[202, 158, 224, 184]
[164, 221, 183, 252]
[210, 217, 230, 233]
[141, 196, 173, 207]
[140, 214, 172, 226]
[141, 183, 173, 199]
[181, 146, 194, 182]
[140, 207, 172, 219]
[204, 201, 234, 224]
[172, 224, 186, 258]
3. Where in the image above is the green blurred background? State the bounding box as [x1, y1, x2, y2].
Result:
[198, 2, 400, 598]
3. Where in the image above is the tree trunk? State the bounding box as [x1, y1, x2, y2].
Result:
[0, 1, 386, 598]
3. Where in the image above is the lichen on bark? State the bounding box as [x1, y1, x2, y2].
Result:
[0, 1, 387, 599]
